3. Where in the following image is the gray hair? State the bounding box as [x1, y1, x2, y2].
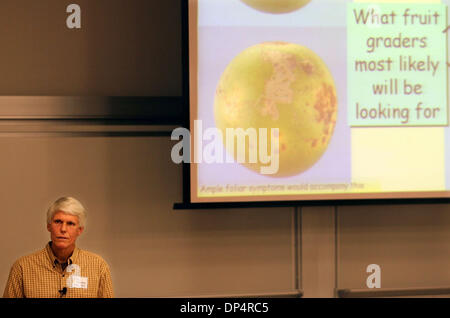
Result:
[46, 197, 87, 228]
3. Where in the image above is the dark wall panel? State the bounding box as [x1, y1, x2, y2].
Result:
[0, 0, 182, 96]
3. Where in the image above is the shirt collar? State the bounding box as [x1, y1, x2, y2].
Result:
[46, 241, 79, 266]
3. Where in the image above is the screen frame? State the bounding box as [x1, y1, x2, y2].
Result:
[179, 0, 450, 208]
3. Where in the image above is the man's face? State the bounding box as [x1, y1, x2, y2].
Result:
[47, 211, 84, 250]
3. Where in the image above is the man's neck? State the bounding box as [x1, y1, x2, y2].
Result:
[50, 243, 75, 263]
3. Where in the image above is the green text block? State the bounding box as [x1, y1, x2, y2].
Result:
[348, 3, 447, 127]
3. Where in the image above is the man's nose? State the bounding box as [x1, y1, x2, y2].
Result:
[60, 222, 67, 232]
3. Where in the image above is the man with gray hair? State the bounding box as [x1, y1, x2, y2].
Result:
[3, 197, 113, 298]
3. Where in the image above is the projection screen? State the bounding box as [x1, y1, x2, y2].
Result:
[182, 0, 450, 204]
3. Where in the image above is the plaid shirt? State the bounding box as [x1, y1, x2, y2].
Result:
[3, 242, 113, 298]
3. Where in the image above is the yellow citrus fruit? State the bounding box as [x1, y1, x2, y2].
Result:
[241, 0, 311, 13]
[214, 42, 337, 177]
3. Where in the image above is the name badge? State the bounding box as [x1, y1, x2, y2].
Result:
[66, 264, 88, 289]
[69, 275, 88, 289]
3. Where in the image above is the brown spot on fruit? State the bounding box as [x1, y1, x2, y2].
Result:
[300, 60, 314, 75]
[314, 83, 337, 127]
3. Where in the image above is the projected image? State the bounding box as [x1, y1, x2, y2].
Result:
[240, 0, 311, 13]
[214, 42, 338, 178]
[189, 0, 450, 202]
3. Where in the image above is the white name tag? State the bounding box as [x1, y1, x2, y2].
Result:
[69, 275, 88, 289]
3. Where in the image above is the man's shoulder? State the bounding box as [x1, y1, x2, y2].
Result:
[12, 247, 47, 267]
[76, 248, 110, 267]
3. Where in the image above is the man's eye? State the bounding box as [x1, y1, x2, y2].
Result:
[54, 220, 62, 224]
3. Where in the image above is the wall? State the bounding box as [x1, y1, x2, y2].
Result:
[0, 133, 296, 297]
[1, 129, 449, 297]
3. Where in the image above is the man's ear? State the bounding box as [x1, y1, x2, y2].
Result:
[78, 227, 84, 235]
[47, 223, 51, 232]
